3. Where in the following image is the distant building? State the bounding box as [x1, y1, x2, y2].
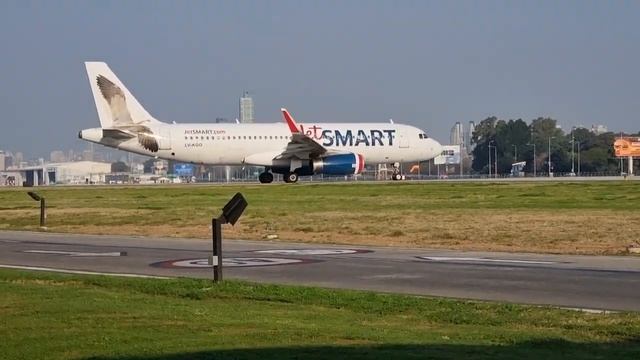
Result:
[239, 91, 254, 123]
[50, 150, 66, 163]
[3, 152, 13, 169]
[591, 124, 608, 135]
[450, 122, 463, 146]
[10, 161, 111, 186]
[466, 121, 476, 152]
[0, 151, 5, 171]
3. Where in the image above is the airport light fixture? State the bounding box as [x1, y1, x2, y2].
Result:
[489, 141, 497, 178]
[570, 127, 576, 176]
[488, 143, 493, 177]
[576, 141, 581, 176]
[527, 143, 536, 177]
[494, 143, 498, 178]
[548, 136, 555, 177]
[27, 191, 46, 228]
[211, 192, 248, 282]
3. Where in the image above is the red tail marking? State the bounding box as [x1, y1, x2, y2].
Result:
[281, 108, 300, 133]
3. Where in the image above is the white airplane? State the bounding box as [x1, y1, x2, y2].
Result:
[79, 62, 443, 183]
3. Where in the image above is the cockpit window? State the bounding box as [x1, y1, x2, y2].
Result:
[419, 133, 429, 139]
[419, 134, 423, 139]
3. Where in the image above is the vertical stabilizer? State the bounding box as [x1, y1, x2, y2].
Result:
[85, 62, 160, 128]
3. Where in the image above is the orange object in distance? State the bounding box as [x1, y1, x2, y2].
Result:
[614, 137, 640, 157]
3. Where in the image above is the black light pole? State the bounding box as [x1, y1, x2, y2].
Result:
[494, 144, 498, 178]
[577, 141, 581, 176]
[527, 143, 536, 177]
[27, 192, 46, 227]
[571, 127, 576, 176]
[211, 193, 248, 282]
[488, 144, 492, 178]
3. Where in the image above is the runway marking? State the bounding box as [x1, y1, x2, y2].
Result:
[0, 264, 168, 279]
[253, 249, 371, 256]
[24, 250, 127, 257]
[361, 274, 423, 280]
[152, 257, 315, 268]
[417, 256, 556, 265]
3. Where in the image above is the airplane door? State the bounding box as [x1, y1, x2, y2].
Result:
[158, 127, 172, 150]
[399, 131, 410, 148]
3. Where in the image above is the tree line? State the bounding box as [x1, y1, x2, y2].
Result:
[470, 117, 638, 175]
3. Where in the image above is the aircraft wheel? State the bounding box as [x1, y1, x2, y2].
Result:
[285, 172, 299, 183]
[259, 172, 274, 184]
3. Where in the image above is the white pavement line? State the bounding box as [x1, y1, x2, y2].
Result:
[418, 256, 556, 265]
[254, 249, 358, 255]
[0, 264, 169, 279]
[559, 307, 617, 314]
[24, 250, 126, 257]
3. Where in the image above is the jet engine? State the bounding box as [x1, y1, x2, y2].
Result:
[312, 153, 365, 175]
[271, 153, 365, 176]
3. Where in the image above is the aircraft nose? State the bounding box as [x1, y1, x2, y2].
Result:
[427, 138, 443, 159]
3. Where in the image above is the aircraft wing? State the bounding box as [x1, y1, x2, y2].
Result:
[245, 108, 344, 165]
[275, 108, 335, 160]
[276, 132, 327, 160]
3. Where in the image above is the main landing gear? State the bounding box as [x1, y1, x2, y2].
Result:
[258, 171, 274, 184]
[258, 170, 299, 184]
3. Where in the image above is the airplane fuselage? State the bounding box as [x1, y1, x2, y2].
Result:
[81, 122, 442, 166]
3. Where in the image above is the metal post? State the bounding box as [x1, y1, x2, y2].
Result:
[460, 145, 463, 178]
[212, 217, 223, 282]
[513, 144, 517, 162]
[488, 145, 492, 177]
[40, 198, 46, 227]
[548, 137, 552, 177]
[577, 143, 580, 175]
[494, 145, 498, 178]
[533, 143, 536, 177]
[571, 129, 575, 175]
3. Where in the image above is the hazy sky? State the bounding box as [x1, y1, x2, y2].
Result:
[1, 1, 639, 158]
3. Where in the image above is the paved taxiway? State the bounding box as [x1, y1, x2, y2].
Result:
[1, 231, 639, 311]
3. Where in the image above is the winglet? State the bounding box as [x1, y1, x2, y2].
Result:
[281, 108, 300, 133]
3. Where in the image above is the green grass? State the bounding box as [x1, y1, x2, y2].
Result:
[1, 182, 640, 254]
[1, 181, 638, 212]
[0, 268, 639, 359]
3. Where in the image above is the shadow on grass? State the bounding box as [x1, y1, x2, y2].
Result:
[86, 339, 640, 360]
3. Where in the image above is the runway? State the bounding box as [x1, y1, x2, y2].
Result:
[1, 230, 639, 311]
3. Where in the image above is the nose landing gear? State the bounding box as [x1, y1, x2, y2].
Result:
[284, 172, 299, 183]
[391, 162, 406, 181]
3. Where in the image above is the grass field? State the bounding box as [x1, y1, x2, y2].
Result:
[1, 268, 639, 359]
[1, 181, 639, 254]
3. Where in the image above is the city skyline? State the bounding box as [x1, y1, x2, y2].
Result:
[1, 1, 639, 159]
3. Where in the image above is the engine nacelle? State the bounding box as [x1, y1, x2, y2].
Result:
[271, 153, 365, 176]
[313, 153, 365, 175]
